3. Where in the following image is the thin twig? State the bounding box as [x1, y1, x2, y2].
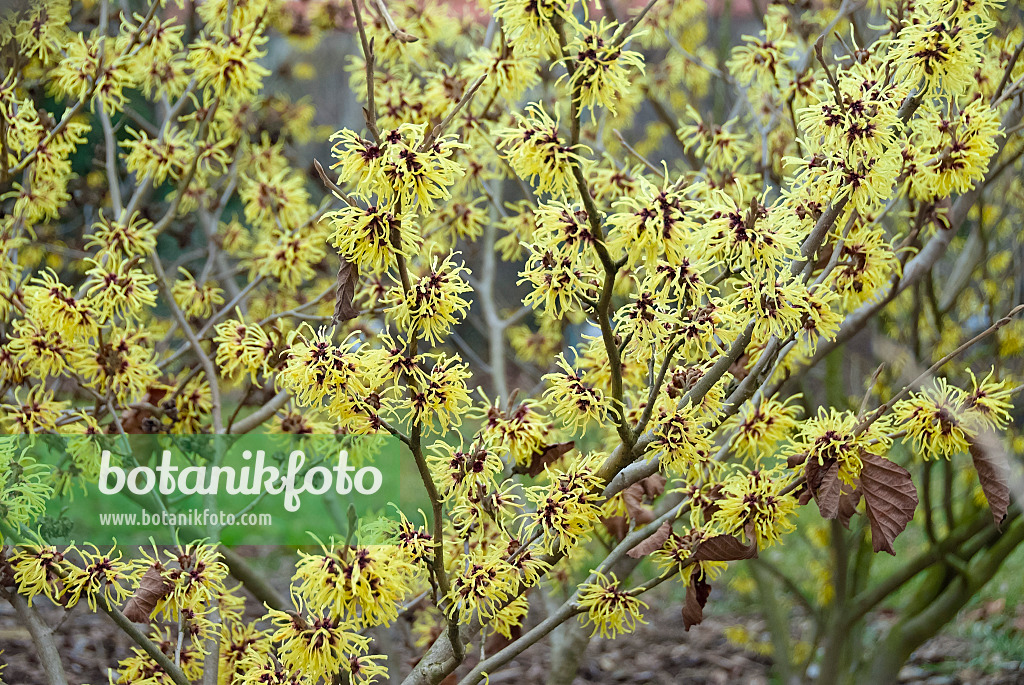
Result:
[856, 303, 1024, 434]
[419, 74, 487, 152]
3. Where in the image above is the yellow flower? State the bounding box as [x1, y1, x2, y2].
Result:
[0, 386, 69, 432]
[566, 20, 645, 121]
[278, 325, 364, 407]
[250, 230, 326, 290]
[404, 353, 472, 435]
[962, 367, 1014, 432]
[494, 102, 585, 197]
[704, 191, 801, 278]
[652, 401, 714, 480]
[293, 541, 414, 628]
[726, 7, 794, 91]
[48, 33, 135, 113]
[822, 225, 900, 310]
[239, 164, 312, 230]
[171, 268, 225, 319]
[422, 196, 488, 248]
[576, 572, 648, 638]
[523, 451, 605, 553]
[463, 47, 539, 103]
[892, 378, 973, 459]
[519, 242, 600, 317]
[120, 126, 194, 186]
[64, 544, 135, 612]
[82, 257, 158, 323]
[330, 129, 385, 192]
[188, 24, 271, 102]
[428, 440, 504, 503]
[327, 203, 419, 275]
[386, 252, 473, 345]
[13, 0, 70, 64]
[6, 317, 77, 379]
[10, 545, 70, 605]
[726, 394, 802, 461]
[85, 210, 157, 259]
[268, 603, 369, 678]
[491, 0, 573, 57]
[444, 547, 518, 623]
[381, 124, 467, 212]
[472, 394, 550, 467]
[890, 14, 983, 96]
[908, 98, 1002, 200]
[542, 353, 608, 435]
[606, 176, 702, 269]
[734, 274, 809, 345]
[168, 375, 213, 433]
[787, 408, 883, 485]
[74, 327, 160, 406]
[213, 315, 276, 382]
[710, 467, 797, 549]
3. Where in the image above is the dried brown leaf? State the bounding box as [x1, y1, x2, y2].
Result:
[602, 515, 628, 542]
[860, 452, 918, 555]
[122, 566, 172, 623]
[525, 441, 575, 478]
[700, 484, 724, 520]
[623, 483, 655, 525]
[639, 473, 668, 500]
[838, 484, 862, 529]
[807, 458, 841, 519]
[331, 258, 359, 325]
[787, 451, 808, 469]
[682, 569, 711, 631]
[969, 439, 1010, 529]
[691, 528, 758, 562]
[627, 521, 672, 559]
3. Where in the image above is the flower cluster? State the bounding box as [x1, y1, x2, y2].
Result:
[1, 0, 1022, 681]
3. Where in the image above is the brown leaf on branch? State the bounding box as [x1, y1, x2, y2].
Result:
[837, 484, 861, 529]
[682, 568, 712, 631]
[627, 521, 672, 559]
[969, 438, 1011, 529]
[797, 486, 813, 506]
[787, 451, 808, 469]
[728, 353, 751, 382]
[639, 473, 668, 500]
[806, 458, 841, 519]
[622, 483, 655, 525]
[691, 524, 758, 562]
[524, 441, 575, 478]
[602, 515, 628, 542]
[860, 452, 918, 555]
[120, 386, 168, 434]
[122, 566, 172, 623]
[698, 484, 725, 520]
[331, 258, 360, 325]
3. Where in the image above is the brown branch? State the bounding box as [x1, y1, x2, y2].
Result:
[855, 303, 1023, 434]
[351, 0, 381, 143]
[419, 73, 487, 152]
[6, 591, 69, 685]
[98, 597, 192, 685]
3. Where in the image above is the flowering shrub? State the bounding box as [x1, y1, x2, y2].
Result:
[1, 0, 1023, 683]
